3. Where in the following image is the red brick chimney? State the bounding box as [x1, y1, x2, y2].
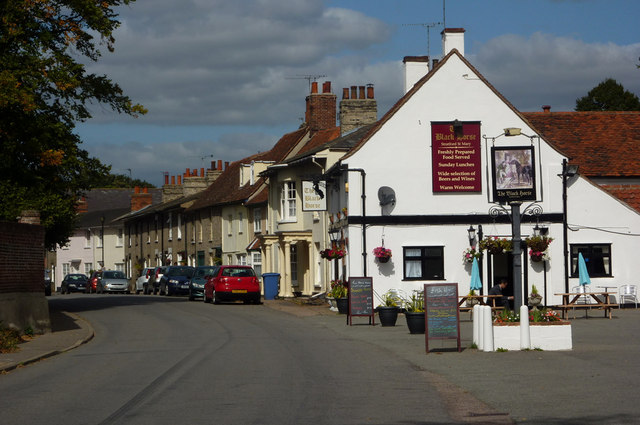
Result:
[305, 81, 336, 132]
[131, 186, 152, 212]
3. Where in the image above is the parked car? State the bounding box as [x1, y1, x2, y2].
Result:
[60, 274, 89, 294]
[159, 266, 195, 296]
[204, 265, 261, 304]
[135, 267, 154, 294]
[88, 271, 101, 293]
[97, 270, 129, 294]
[188, 266, 218, 301]
[146, 266, 166, 295]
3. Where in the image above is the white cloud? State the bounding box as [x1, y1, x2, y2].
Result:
[470, 33, 640, 111]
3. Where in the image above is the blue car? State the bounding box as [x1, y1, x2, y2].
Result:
[188, 266, 219, 301]
[159, 266, 195, 296]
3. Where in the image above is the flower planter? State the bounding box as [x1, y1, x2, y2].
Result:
[493, 322, 572, 351]
[376, 256, 390, 263]
[528, 295, 542, 308]
[336, 297, 349, 314]
[465, 298, 480, 307]
[404, 312, 425, 334]
[377, 306, 399, 327]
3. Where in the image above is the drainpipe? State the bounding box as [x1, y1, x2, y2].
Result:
[344, 167, 367, 277]
[562, 159, 569, 294]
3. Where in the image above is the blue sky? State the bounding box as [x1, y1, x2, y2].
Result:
[76, 0, 640, 186]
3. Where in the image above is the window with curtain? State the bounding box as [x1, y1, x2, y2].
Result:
[403, 246, 444, 280]
[570, 244, 612, 277]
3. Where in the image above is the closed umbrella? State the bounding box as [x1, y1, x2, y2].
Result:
[470, 257, 483, 291]
[578, 253, 591, 287]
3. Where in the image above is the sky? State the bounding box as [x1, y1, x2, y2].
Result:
[75, 0, 640, 186]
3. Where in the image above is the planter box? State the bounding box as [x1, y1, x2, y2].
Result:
[493, 323, 572, 351]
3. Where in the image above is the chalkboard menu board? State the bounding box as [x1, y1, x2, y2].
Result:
[424, 283, 461, 353]
[348, 277, 374, 325]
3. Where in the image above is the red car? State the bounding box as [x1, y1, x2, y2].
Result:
[204, 265, 261, 304]
[87, 271, 101, 293]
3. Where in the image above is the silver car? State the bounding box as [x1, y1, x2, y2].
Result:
[135, 267, 154, 294]
[97, 270, 129, 294]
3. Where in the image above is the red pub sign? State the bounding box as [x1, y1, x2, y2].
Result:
[431, 121, 482, 192]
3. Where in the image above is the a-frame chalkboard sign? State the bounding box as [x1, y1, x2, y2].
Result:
[424, 283, 461, 353]
[348, 277, 375, 325]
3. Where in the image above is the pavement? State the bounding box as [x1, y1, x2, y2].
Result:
[2, 298, 640, 424]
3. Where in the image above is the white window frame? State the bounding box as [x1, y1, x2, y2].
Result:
[238, 212, 243, 234]
[280, 181, 297, 222]
[168, 212, 173, 241]
[177, 213, 182, 240]
[253, 208, 262, 233]
[85, 230, 91, 248]
[117, 228, 124, 247]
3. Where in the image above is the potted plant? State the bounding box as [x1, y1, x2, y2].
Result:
[462, 246, 482, 264]
[465, 289, 480, 307]
[377, 290, 400, 326]
[372, 246, 392, 263]
[528, 284, 543, 309]
[320, 248, 346, 260]
[329, 280, 348, 314]
[404, 291, 425, 334]
[479, 237, 512, 255]
[525, 235, 553, 262]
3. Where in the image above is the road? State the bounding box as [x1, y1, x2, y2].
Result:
[0, 295, 453, 425]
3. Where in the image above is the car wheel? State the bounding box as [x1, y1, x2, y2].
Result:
[188, 293, 194, 301]
[213, 290, 220, 304]
[204, 295, 212, 303]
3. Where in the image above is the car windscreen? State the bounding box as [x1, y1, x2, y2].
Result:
[222, 268, 255, 277]
[195, 267, 217, 277]
[70, 275, 87, 281]
[104, 271, 126, 279]
[167, 267, 194, 277]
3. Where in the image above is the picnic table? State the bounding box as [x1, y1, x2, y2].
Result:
[458, 295, 505, 318]
[554, 292, 616, 319]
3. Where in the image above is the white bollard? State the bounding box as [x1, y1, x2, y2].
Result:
[482, 305, 494, 352]
[473, 304, 480, 346]
[520, 305, 531, 350]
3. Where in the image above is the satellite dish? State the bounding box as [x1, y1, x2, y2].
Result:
[378, 186, 396, 215]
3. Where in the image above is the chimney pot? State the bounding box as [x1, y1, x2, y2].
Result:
[200, 167, 205, 176]
[311, 81, 318, 94]
[542, 105, 551, 113]
[217, 159, 222, 170]
[322, 81, 331, 93]
[171, 176, 176, 185]
[225, 161, 229, 169]
[359, 86, 365, 99]
[366, 84, 374, 99]
[143, 187, 148, 194]
[342, 88, 349, 99]
[351, 86, 357, 99]
[134, 186, 140, 194]
[178, 176, 182, 185]
[164, 174, 169, 185]
[210, 160, 215, 170]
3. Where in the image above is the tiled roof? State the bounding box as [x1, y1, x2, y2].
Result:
[188, 127, 308, 211]
[296, 127, 340, 156]
[523, 111, 640, 177]
[601, 184, 640, 213]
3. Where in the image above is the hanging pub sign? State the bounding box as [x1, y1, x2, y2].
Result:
[431, 121, 482, 193]
[301, 180, 327, 211]
[491, 146, 536, 203]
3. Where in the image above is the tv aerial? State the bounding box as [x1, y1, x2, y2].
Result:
[378, 186, 396, 216]
[285, 74, 327, 92]
[403, 22, 443, 57]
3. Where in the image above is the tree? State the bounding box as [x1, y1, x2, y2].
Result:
[0, 0, 146, 249]
[575, 78, 640, 111]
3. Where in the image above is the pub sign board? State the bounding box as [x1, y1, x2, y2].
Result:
[491, 146, 536, 203]
[431, 121, 482, 193]
[424, 283, 461, 353]
[301, 180, 327, 211]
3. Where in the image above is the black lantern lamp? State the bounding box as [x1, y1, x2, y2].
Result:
[467, 225, 476, 246]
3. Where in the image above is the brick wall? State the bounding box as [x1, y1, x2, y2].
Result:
[0, 221, 45, 294]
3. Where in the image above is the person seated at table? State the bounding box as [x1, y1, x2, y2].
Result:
[488, 278, 514, 309]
